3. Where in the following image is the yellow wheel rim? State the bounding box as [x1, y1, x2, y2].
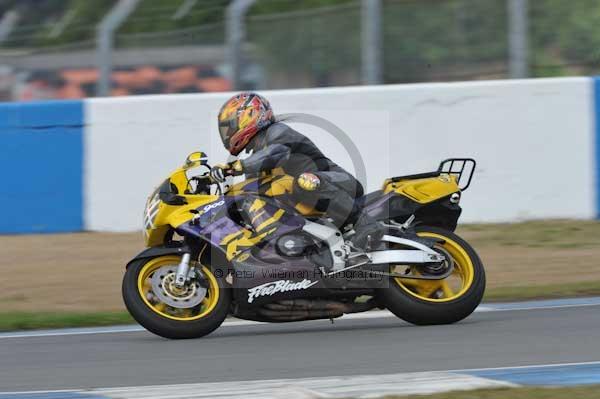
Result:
[137, 255, 220, 321]
[394, 232, 475, 303]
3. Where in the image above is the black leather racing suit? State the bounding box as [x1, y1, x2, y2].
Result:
[239, 122, 363, 228]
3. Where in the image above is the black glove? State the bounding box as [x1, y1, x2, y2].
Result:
[210, 161, 243, 183]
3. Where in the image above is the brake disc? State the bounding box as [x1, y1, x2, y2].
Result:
[150, 265, 207, 308]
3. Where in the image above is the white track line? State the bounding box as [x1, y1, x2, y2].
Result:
[1, 297, 599, 340]
[476, 302, 600, 312]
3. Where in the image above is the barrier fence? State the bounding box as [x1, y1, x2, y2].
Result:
[3, 0, 600, 101]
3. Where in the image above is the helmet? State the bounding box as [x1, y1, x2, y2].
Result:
[218, 92, 274, 155]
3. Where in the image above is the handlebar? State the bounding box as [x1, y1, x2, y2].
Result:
[190, 164, 238, 195]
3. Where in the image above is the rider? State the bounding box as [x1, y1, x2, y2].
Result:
[211, 92, 384, 249]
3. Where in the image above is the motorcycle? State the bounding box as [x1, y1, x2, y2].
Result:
[122, 152, 485, 339]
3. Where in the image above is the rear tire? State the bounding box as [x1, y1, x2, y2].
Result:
[378, 226, 485, 325]
[122, 256, 230, 339]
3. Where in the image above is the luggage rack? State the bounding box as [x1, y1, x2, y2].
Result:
[437, 158, 476, 191]
[389, 158, 476, 191]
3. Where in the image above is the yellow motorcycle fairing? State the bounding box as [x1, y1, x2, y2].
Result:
[144, 194, 218, 247]
[143, 158, 219, 247]
[382, 174, 460, 204]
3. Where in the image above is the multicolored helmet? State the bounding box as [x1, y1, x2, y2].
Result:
[218, 92, 275, 155]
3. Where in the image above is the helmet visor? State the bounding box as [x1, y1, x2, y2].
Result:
[218, 119, 237, 148]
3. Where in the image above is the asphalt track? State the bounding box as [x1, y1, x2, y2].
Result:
[1, 298, 600, 392]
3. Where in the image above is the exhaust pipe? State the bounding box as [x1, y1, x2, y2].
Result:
[257, 298, 378, 321]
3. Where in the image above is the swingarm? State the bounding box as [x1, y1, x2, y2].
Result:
[323, 234, 453, 279]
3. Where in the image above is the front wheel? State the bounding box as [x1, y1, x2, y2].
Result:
[378, 226, 486, 325]
[122, 255, 230, 339]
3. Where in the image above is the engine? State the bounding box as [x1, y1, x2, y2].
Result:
[275, 233, 314, 257]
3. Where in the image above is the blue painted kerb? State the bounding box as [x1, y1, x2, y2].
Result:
[467, 362, 600, 386]
[0, 100, 84, 233]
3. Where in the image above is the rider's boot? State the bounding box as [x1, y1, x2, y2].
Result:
[350, 213, 390, 250]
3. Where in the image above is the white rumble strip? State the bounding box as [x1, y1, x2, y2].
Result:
[81, 372, 517, 399]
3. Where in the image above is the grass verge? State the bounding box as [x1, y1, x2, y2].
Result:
[381, 385, 600, 399]
[484, 280, 600, 302]
[458, 219, 600, 249]
[2, 280, 600, 331]
[0, 311, 133, 332]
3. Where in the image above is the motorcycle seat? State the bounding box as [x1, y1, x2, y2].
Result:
[356, 190, 383, 208]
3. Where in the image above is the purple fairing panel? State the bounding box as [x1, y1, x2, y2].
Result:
[176, 194, 306, 253]
[229, 239, 328, 305]
[234, 178, 261, 193]
[175, 196, 236, 249]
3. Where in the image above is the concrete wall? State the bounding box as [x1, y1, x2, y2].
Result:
[1, 77, 598, 233]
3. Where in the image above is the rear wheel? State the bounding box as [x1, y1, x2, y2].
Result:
[122, 255, 230, 339]
[378, 226, 485, 325]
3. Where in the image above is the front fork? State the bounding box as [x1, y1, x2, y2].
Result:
[174, 253, 192, 287]
[174, 241, 205, 288]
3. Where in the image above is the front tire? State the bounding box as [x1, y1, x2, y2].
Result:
[122, 255, 230, 339]
[378, 226, 485, 325]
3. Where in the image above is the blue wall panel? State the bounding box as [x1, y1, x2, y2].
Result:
[0, 101, 83, 233]
[595, 78, 600, 219]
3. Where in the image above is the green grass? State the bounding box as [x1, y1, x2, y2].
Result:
[380, 385, 600, 399]
[459, 220, 600, 249]
[485, 280, 600, 302]
[0, 311, 134, 332]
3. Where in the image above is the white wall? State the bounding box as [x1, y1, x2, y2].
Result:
[85, 77, 595, 231]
